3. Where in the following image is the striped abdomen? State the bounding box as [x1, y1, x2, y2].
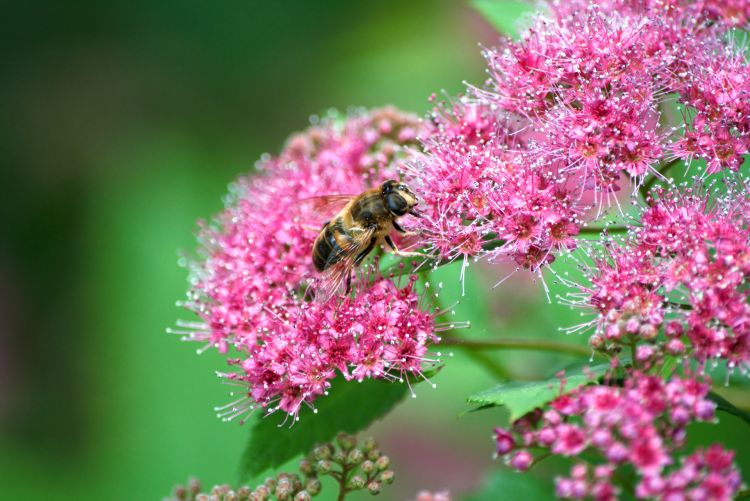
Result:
[312, 219, 348, 272]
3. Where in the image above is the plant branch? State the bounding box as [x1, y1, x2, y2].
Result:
[336, 464, 350, 501]
[440, 334, 591, 357]
[578, 225, 629, 235]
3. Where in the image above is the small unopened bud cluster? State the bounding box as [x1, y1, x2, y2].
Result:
[306, 433, 395, 498]
[164, 478, 256, 501]
[166, 434, 394, 501]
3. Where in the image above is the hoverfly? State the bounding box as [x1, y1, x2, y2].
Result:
[308, 180, 422, 301]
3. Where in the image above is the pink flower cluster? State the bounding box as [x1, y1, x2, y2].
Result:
[637, 445, 742, 500]
[224, 276, 438, 420]
[494, 373, 742, 500]
[405, 100, 582, 270]
[544, 0, 750, 174]
[403, 0, 749, 273]
[176, 108, 441, 419]
[479, 5, 677, 194]
[570, 186, 750, 373]
[670, 36, 750, 173]
[547, 0, 749, 25]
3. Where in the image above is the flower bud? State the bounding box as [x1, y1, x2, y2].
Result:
[362, 436, 378, 452]
[174, 486, 188, 500]
[294, 492, 311, 501]
[537, 427, 556, 446]
[368, 481, 382, 495]
[252, 485, 270, 501]
[312, 445, 332, 461]
[347, 475, 366, 490]
[305, 479, 321, 496]
[274, 476, 294, 499]
[666, 339, 685, 355]
[315, 460, 332, 474]
[379, 470, 395, 485]
[347, 448, 365, 465]
[366, 449, 382, 461]
[299, 459, 314, 477]
[636, 345, 655, 362]
[695, 400, 716, 421]
[336, 432, 357, 451]
[332, 450, 346, 464]
[375, 455, 390, 470]
[494, 427, 515, 455]
[606, 443, 628, 463]
[361, 460, 376, 474]
[236, 486, 251, 499]
[639, 323, 658, 340]
[625, 317, 640, 334]
[671, 406, 690, 425]
[605, 323, 622, 340]
[509, 450, 533, 471]
[189, 478, 202, 495]
[195, 495, 209, 501]
[665, 321, 683, 338]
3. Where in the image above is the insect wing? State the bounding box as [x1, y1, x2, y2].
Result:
[296, 195, 355, 224]
[314, 225, 377, 303]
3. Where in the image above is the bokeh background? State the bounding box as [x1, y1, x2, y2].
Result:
[2, 1, 749, 500]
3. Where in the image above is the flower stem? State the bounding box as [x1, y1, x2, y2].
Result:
[337, 464, 350, 501]
[629, 338, 639, 370]
[578, 225, 629, 235]
[440, 335, 591, 357]
[639, 158, 681, 201]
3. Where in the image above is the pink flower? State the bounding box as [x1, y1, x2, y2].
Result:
[637, 446, 742, 500]
[493, 373, 726, 493]
[494, 427, 515, 455]
[175, 108, 444, 420]
[509, 450, 534, 471]
[567, 185, 750, 373]
[552, 424, 588, 456]
[405, 99, 583, 271]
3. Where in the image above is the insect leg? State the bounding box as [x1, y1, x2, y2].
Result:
[384, 235, 422, 257]
[392, 221, 421, 237]
[354, 237, 377, 266]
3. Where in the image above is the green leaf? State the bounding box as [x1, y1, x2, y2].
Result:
[239, 370, 440, 481]
[708, 391, 750, 427]
[466, 363, 610, 421]
[463, 468, 556, 501]
[471, 0, 535, 38]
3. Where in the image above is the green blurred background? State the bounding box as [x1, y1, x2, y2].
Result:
[2, 1, 748, 500]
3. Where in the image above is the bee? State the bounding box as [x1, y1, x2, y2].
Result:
[310, 180, 422, 301]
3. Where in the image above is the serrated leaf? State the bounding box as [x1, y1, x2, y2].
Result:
[708, 391, 750, 427]
[463, 468, 556, 501]
[466, 363, 610, 421]
[239, 370, 440, 481]
[471, 0, 535, 38]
